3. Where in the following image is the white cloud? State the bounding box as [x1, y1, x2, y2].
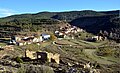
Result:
[0, 8, 16, 17]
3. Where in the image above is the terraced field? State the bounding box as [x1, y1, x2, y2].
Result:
[55, 39, 120, 65]
[84, 49, 114, 64]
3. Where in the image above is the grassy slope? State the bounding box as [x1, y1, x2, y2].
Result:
[84, 49, 114, 64]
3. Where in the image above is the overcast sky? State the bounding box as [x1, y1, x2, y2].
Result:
[0, 0, 120, 17]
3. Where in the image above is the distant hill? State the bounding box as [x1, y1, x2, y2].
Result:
[70, 14, 120, 41]
[51, 10, 105, 22]
[70, 15, 118, 32]
[0, 10, 105, 22]
[0, 10, 106, 33]
[100, 10, 120, 15]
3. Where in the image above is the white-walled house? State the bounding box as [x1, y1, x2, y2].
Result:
[27, 42, 32, 45]
[10, 34, 50, 46]
[77, 28, 83, 32]
[11, 36, 21, 42]
[12, 40, 17, 44]
[55, 31, 59, 34]
[91, 36, 104, 41]
[92, 36, 99, 41]
[41, 34, 50, 40]
[17, 41, 29, 46]
[39, 36, 43, 42]
[23, 37, 29, 40]
[59, 32, 64, 36]
[32, 36, 43, 43]
[33, 38, 39, 43]
[17, 42, 24, 46]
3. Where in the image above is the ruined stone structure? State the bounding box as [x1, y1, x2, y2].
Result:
[47, 53, 60, 64]
[26, 50, 36, 59]
[36, 52, 47, 61]
[25, 50, 60, 64]
[84, 62, 91, 69]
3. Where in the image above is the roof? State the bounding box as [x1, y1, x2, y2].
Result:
[41, 34, 50, 36]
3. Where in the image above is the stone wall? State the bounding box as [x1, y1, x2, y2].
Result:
[26, 50, 60, 64]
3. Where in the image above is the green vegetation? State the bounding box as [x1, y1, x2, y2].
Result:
[17, 65, 54, 73]
[0, 10, 120, 73]
[15, 56, 23, 63]
[96, 46, 120, 58]
[70, 15, 120, 41]
[84, 49, 114, 64]
[0, 43, 6, 46]
[24, 44, 40, 51]
[49, 33, 57, 41]
[0, 10, 120, 41]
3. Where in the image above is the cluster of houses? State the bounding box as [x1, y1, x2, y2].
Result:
[55, 25, 83, 39]
[9, 34, 51, 46]
[86, 35, 107, 42]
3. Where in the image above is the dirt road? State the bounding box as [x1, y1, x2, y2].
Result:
[84, 49, 114, 64]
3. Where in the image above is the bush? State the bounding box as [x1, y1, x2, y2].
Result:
[17, 65, 54, 73]
[50, 34, 57, 41]
[15, 57, 23, 63]
[17, 66, 26, 73]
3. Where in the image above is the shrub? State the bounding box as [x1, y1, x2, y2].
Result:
[50, 34, 57, 41]
[18, 65, 54, 73]
[15, 57, 23, 63]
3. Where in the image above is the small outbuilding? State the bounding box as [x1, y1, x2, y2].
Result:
[41, 34, 50, 40]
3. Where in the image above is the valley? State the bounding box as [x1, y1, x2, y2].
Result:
[0, 10, 120, 73]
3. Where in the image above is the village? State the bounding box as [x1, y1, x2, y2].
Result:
[0, 24, 106, 54]
[0, 24, 118, 73]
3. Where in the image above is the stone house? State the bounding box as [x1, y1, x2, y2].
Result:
[37, 52, 60, 64]
[92, 36, 104, 41]
[17, 41, 27, 46]
[41, 34, 51, 40]
[47, 53, 60, 64]
[25, 50, 60, 64]
[10, 35, 43, 46]
[32, 36, 43, 43]
[12, 36, 21, 42]
[26, 50, 36, 59]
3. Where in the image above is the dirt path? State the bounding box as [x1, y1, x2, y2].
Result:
[84, 49, 114, 65]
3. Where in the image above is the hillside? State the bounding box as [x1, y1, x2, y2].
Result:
[0, 10, 106, 37]
[0, 10, 120, 41]
[0, 10, 120, 73]
[0, 10, 105, 22]
[70, 14, 120, 41]
[100, 10, 120, 15]
[52, 10, 105, 22]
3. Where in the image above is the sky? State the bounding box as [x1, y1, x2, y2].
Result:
[0, 0, 120, 17]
